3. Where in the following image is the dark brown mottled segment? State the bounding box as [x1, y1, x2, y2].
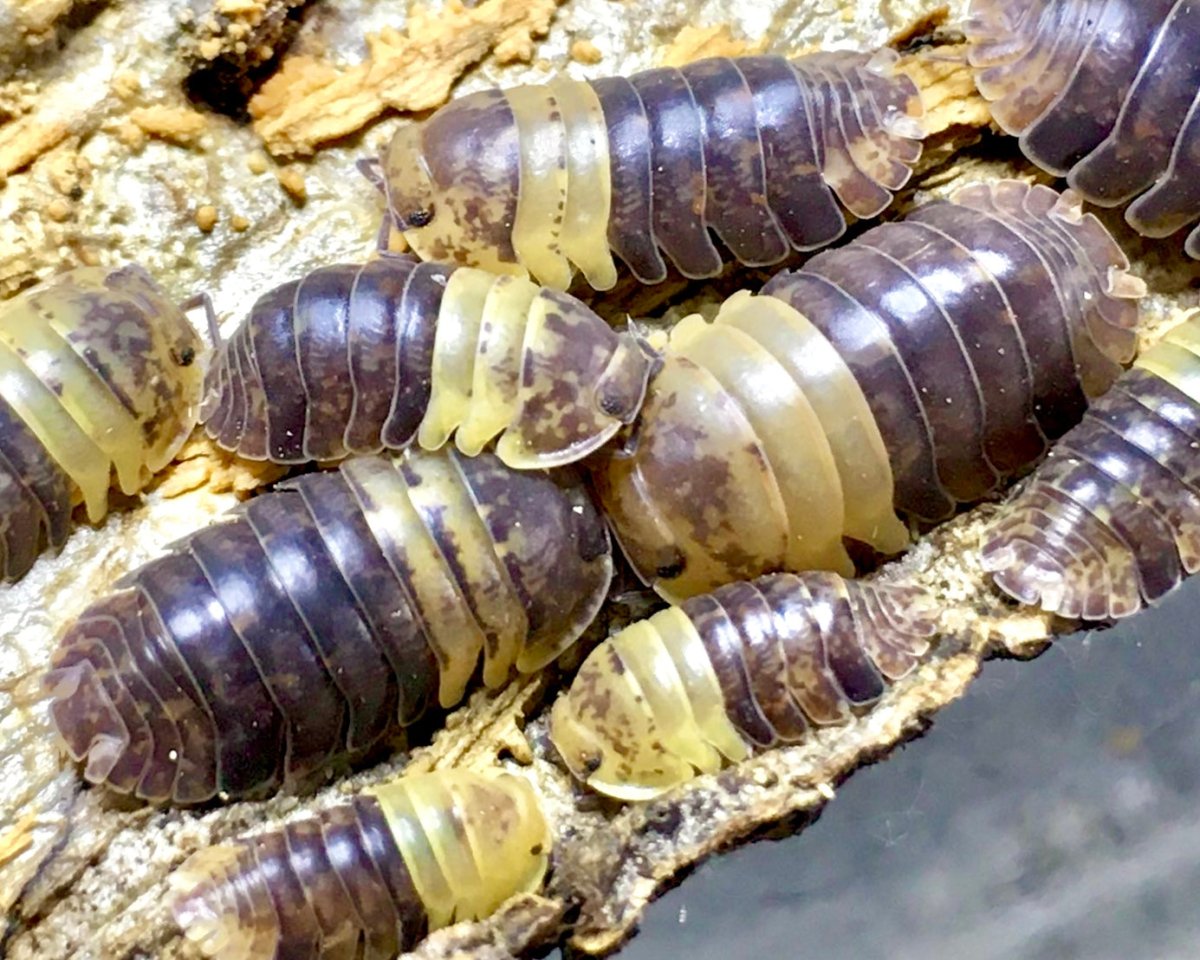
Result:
[630, 66, 725, 278]
[679, 57, 790, 265]
[680, 592, 777, 747]
[968, 0, 1200, 257]
[46, 449, 611, 804]
[294, 265, 359, 460]
[904, 198, 1087, 440]
[708, 581, 809, 740]
[801, 574, 886, 705]
[322, 803, 407, 959]
[245, 279, 308, 461]
[590, 76, 666, 283]
[345, 257, 412, 453]
[282, 818, 363, 960]
[984, 362, 1200, 619]
[762, 268, 950, 521]
[736, 56, 845, 249]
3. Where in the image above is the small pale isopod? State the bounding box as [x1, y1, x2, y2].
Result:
[366, 50, 925, 290]
[45, 447, 611, 804]
[593, 181, 1145, 599]
[549, 571, 938, 800]
[967, 0, 1200, 256]
[983, 311, 1200, 620]
[200, 256, 651, 469]
[0, 265, 205, 582]
[171, 769, 549, 960]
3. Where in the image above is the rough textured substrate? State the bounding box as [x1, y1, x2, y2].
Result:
[2, 1, 1200, 958]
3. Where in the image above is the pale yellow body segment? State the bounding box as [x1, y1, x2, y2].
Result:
[370, 771, 550, 930]
[1138, 318, 1200, 405]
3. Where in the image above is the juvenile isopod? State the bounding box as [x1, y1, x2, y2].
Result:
[966, 0, 1200, 257]
[592, 180, 1146, 599]
[982, 311, 1200, 620]
[171, 769, 549, 960]
[44, 446, 611, 804]
[200, 256, 651, 469]
[549, 571, 939, 800]
[0, 265, 205, 582]
[364, 49, 925, 290]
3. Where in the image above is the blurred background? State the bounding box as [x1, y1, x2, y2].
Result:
[610, 580, 1200, 960]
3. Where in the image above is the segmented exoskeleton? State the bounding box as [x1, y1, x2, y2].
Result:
[171, 769, 549, 960]
[45, 447, 611, 804]
[967, 0, 1200, 257]
[593, 181, 1145, 600]
[366, 49, 925, 290]
[549, 571, 938, 800]
[983, 311, 1200, 620]
[201, 256, 651, 469]
[0, 265, 204, 582]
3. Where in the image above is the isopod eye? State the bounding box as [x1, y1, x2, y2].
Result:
[404, 207, 435, 229]
[581, 750, 603, 775]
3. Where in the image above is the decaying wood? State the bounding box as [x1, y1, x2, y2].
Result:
[3, 2, 1200, 959]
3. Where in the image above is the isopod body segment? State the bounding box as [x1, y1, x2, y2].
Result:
[171, 769, 549, 960]
[370, 50, 925, 290]
[983, 311, 1200, 620]
[200, 256, 651, 469]
[44, 447, 612, 804]
[0, 265, 204, 582]
[967, 0, 1200, 257]
[592, 180, 1145, 600]
[549, 572, 938, 800]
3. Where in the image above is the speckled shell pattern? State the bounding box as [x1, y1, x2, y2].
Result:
[983, 313, 1200, 620]
[967, 0, 1200, 257]
[170, 770, 549, 960]
[548, 572, 938, 800]
[373, 49, 925, 290]
[592, 180, 1145, 600]
[200, 256, 650, 470]
[0, 265, 204, 582]
[44, 447, 612, 804]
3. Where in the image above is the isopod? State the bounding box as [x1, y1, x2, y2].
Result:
[171, 769, 549, 960]
[44, 446, 611, 804]
[966, 0, 1200, 256]
[549, 571, 938, 800]
[365, 49, 925, 290]
[0, 265, 205, 582]
[982, 311, 1200, 620]
[200, 256, 651, 469]
[592, 180, 1146, 600]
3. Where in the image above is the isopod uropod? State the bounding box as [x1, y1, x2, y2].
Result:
[0, 265, 205, 582]
[171, 769, 549, 960]
[201, 256, 651, 469]
[593, 180, 1145, 600]
[45, 447, 611, 804]
[983, 311, 1200, 620]
[967, 0, 1200, 257]
[367, 49, 925, 290]
[549, 571, 938, 800]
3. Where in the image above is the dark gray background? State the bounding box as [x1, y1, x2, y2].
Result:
[607, 579, 1200, 960]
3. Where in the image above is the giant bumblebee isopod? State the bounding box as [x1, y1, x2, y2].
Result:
[365, 49, 925, 290]
[171, 769, 549, 959]
[44, 447, 611, 804]
[0, 265, 205, 582]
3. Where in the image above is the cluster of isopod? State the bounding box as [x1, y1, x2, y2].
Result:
[9, 8, 1200, 957]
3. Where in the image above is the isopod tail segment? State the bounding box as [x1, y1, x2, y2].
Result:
[0, 265, 206, 582]
[966, 0, 1200, 258]
[591, 180, 1146, 601]
[982, 310, 1200, 621]
[366, 49, 925, 291]
[199, 256, 652, 470]
[549, 571, 940, 801]
[44, 447, 612, 804]
[170, 769, 550, 960]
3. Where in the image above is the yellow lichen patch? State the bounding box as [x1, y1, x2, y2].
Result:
[248, 0, 563, 157]
[128, 104, 209, 146]
[656, 23, 766, 68]
[151, 433, 286, 499]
